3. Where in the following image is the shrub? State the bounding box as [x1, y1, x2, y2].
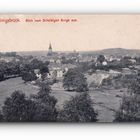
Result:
[2, 91, 37, 122]
[31, 82, 58, 122]
[21, 71, 37, 82]
[114, 95, 140, 122]
[63, 69, 88, 92]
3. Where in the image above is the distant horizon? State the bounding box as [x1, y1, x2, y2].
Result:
[0, 47, 140, 53]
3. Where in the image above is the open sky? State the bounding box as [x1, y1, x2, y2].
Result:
[0, 14, 140, 52]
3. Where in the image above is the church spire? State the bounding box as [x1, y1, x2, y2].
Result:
[47, 43, 53, 56]
[49, 43, 52, 50]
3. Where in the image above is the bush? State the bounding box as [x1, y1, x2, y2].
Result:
[114, 71, 140, 122]
[63, 69, 88, 92]
[129, 71, 140, 95]
[0, 72, 4, 81]
[102, 74, 136, 89]
[31, 82, 58, 122]
[1, 83, 58, 122]
[2, 91, 37, 122]
[114, 95, 140, 122]
[21, 71, 37, 82]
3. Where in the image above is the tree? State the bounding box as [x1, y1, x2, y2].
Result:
[97, 55, 105, 63]
[21, 71, 37, 82]
[63, 69, 88, 92]
[120, 57, 132, 68]
[77, 62, 92, 73]
[32, 82, 58, 122]
[114, 71, 140, 122]
[0, 72, 4, 81]
[58, 93, 98, 122]
[5, 61, 20, 76]
[5, 52, 17, 57]
[114, 95, 140, 122]
[135, 56, 140, 64]
[129, 70, 140, 95]
[0, 111, 3, 121]
[1, 84, 58, 122]
[61, 56, 66, 64]
[30, 59, 42, 69]
[2, 91, 37, 122]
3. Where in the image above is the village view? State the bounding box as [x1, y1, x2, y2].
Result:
[0, 44, 140, 122]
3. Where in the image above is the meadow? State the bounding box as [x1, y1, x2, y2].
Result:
[0, 77, 124, 122]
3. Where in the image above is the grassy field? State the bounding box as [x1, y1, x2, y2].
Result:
[51, 82, 125, 122]
[0, 77, 125, 122]
[89, 89, 125, 122]
[0, 77, 39, 107]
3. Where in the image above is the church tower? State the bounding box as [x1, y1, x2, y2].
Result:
[47, 43, 53, 56]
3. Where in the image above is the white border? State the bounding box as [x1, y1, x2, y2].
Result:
[0, 0, 140, 13]
[0, 1, 140, 140]
[0, 124, 140, 140]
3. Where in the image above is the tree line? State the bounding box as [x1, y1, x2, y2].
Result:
[0, 57, 49, 82]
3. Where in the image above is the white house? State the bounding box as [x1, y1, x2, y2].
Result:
[102, 61, 108, 66]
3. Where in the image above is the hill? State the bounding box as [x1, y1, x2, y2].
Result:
[81, 48, 140, 57]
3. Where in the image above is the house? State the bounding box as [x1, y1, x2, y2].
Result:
[106, 55, 121, 62]
[55, 69, 63, 78]
[48, 67, 63, 79]
[34, 69, 40, 74]
[102, 61, 108, 66]
[34, 69, 42, 79]
[48, 63, 76, 79]
[0, 56, 17, 62]
[109, 69, 121, 77]
[49, 59, 55, 63]
[129, 59, 136, 64]
[56, 59, 61, 64]
[36, 73, 42, 79]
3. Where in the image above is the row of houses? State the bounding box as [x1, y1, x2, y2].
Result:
[0, 56, 20, 63]
[34, 63, 76, 80]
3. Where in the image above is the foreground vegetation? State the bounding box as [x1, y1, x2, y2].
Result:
[114, 71, 140, 122]
[0, 81, 97, 122]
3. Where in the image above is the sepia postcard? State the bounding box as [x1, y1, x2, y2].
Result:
[0, 14, 140, 122]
